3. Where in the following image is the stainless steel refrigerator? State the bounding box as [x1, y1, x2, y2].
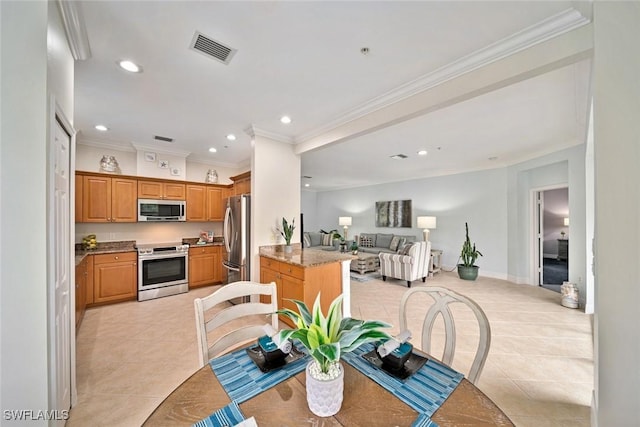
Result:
[223, 194, 251, 289]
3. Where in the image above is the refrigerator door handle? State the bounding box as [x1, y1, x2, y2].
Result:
[223, 205, 232, 254]
[222, 261, 240, 272]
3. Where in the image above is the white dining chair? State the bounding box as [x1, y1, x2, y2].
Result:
[399, 286, 491, 384]
[194, 281, 278, 367]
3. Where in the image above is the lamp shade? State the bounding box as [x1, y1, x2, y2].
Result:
[417, 216, 436, 229]
[564, 217, 570, 226]
[338, 216, 352, 227]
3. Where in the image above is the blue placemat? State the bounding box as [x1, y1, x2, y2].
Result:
[193, 401, 245, 427]
[411, 414, 438, 427]
[342, 342, 463, 418]
[210, 343, 309, 403]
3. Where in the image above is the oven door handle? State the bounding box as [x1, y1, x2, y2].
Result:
[139, 252, 187, 260]
[222, 261, 239, 272]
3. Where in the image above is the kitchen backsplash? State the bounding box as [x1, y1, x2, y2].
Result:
[75, 222, 223, 245]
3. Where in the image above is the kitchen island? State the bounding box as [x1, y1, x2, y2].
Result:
[259, 245, 356, 326]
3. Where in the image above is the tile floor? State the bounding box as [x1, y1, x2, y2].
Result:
[69, 272, 593, 426]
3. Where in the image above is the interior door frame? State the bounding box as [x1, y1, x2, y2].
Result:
[47, 96, 78, 415]
[530, 184, 569, 287]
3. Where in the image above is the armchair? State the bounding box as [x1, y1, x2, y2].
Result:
[379, 241, 431, 287]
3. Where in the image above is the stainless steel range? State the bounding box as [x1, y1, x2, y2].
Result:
[137, 242, 189, 301]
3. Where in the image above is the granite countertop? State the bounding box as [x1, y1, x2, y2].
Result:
[259, 244, 356, 268]
[75, 240, 137, 266]
[182, 237, 224, 247]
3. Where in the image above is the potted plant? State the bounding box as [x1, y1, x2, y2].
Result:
[278, 217, 295, 253]
[276, 293, 391, 417]
[458, 222, 483, 281]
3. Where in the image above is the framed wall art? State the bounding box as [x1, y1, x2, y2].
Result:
[375, 200, 412, 228]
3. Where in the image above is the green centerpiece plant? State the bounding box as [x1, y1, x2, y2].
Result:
[275, 293, 391, 416]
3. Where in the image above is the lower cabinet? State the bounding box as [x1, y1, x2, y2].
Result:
[92, 251, 138, 304]
[75, 257, 89, 333]
[189, 245, 223, 288]
[259, 256, 341, 328]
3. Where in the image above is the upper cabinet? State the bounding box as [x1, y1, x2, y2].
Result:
[81, 174, 137, 223]
[75, 171, 232, 223]
[138, 180, 186, 200]
[186, 185, 225, 221]
[230, 171, 251, 195]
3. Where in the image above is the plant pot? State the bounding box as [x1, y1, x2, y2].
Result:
[457, 264, 479, 281]
[284, 245, 293, 254]
[305, 361, 344, 417]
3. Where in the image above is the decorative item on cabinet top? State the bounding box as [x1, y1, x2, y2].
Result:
[206, 169, 219, 183]
[99, 155, 120, 173]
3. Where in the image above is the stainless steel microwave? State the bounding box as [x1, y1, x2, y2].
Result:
[138, 199, 186, 222]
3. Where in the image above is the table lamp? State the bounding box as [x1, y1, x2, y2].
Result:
[417, 216, 437, 241]
[339, 216, 352, 240]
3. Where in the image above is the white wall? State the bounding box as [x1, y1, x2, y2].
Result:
[593, 2, 640, 425]
[1, 0, 65, 417]
[506, 145, 587, 300]
[251, 134, 301, 281]
[307, 168, 509, 279]
[76, 142, 244, 184]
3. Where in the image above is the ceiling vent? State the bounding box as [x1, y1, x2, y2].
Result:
[154, 135, 174, 143]
[190, 31, 236, 65]
[390, 154, 408, 160]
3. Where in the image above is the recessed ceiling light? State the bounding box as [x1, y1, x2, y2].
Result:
[226, 134, 236, 141]
[118, 60, 142, 73]
[280, 116, 292, 124]
[417, 150, 427, 156]
[390, 154, 408, 160]
[209, 147, 217, 153]
[304, 183, 310, 187]
[95, 125, 108, 131]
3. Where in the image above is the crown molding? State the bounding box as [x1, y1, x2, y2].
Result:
[77, 138, 136, 152]
[244, 125, 294, 144]
[57, 0, 91, 60]
[297, 7, 590, 143]
[130, 143, 192, 158]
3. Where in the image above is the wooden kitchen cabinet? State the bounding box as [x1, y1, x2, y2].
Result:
[81, 175, 137, 223]
[230, 171, 251, 195]
[92, 251, 137, 304]
[186, 184, 224, 221]
[189, 245, 222, 288]
[206, 187, 224, 221]
[259, 256, 341, 327]
[75, 174, 83, 222]
[75, 256, 89, 333]
[137, 180, 186, 200]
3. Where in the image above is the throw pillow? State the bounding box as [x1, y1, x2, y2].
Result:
[399, 242, 414, 255]
[321, 233, 333, 246]
[389, 236, 401, 251]
[309, 232, 323, 247]
[376, 233, 394, 249]
[360, 236, 373, 248]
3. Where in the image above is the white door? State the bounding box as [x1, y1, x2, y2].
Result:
[53, 117, 71, 416]
[536, 191, 544, 286]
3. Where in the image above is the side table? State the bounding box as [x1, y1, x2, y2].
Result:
[429, 249, 442, 277]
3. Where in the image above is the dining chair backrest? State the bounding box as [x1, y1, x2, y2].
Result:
[399, 286, 491, 384]
[194, 281, 278, 367]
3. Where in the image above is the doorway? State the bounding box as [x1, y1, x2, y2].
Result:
[534, 187, 569, 291]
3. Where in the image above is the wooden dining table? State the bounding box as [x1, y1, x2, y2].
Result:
[144, 346, 514, 427]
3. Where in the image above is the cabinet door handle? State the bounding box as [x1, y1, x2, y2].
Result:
[114, 256, 119, 260]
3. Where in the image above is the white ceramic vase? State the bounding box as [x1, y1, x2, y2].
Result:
[305, 361, 344, 417]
